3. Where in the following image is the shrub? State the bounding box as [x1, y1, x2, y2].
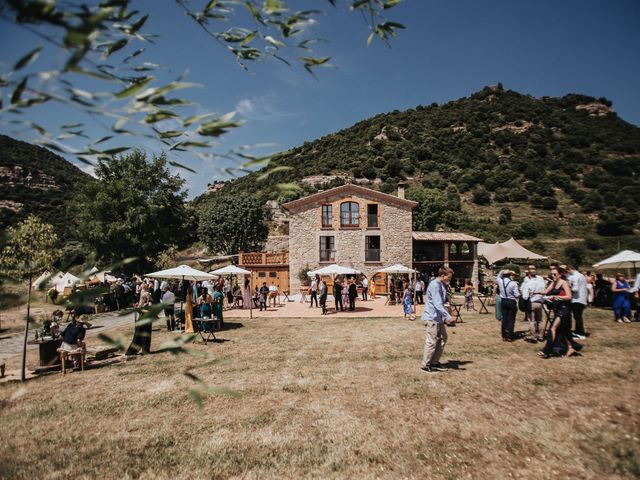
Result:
[541, 197, 558, 210]
[564, 243, 587, 268]
[584, 236, 602, 250]
[596, 208, 638, 236]
[472, 186, 491, 205]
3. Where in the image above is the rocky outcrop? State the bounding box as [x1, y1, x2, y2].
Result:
[0, 166, 59, 190]
[374, 125, 409, 141]
[576, 102, 612, 116]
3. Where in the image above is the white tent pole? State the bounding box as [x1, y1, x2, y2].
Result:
[249, 273, 253, 319]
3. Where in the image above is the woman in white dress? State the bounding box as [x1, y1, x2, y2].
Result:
[242, 277, 252, 309]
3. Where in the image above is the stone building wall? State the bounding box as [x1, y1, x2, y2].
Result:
[288, 193, 413, 292]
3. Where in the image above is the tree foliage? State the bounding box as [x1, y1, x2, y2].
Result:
[0, 0, 406, 177]
[197, 196, 268, 256]
[0, 214, 59, 279]
[69, 150, 188, 273]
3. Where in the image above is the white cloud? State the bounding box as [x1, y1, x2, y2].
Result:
[235, 93, 299, 121]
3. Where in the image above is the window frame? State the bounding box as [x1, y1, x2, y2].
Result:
[340, 201, 359, 227]
[321, 204, 333, 228]
[367, 203, 379, 228]
[319, 235, 335, 263]
[365, 235, 381, 262]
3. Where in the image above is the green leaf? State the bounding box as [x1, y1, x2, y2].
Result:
[144, 110, 179, 123]
[129, 14, 149, 33]
[14, 46, 43, 71]
[168, 161, 197, 173]
[101, 147, 130, 155]
[197, 113, 242, 137]
[114, 76, 154, 99]
[263, 0, 287, 14]
[104, 38, 129, 58]
[62, 123, 83, 129]
[123, 48, 144, 64]
[182, 113, 213, 127]
[257, 165, 292, 181]
[264, 35, 285, 48]
[189, 389, 204, 409]
[92, 136, 113, 145]
[383, 0, 402, 8]
[10, 77, 28, 104]
[158, 130, 184, 139]
[351, 0, 370, 9]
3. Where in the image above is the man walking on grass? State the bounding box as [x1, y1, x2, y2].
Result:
[421, 267, 455, 374]
[521, 265, 546, 342]
[567, 265, 588, 339]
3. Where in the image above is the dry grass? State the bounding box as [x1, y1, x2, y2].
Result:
[1, 309, 639, 479]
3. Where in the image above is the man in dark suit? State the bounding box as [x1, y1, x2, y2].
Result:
[334, 281, 343, 311]
[348, 280, 358, 311]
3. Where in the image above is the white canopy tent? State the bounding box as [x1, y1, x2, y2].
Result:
[54, 272, 80, 293]
[210, 265, 253, 318]
[478, 237, 547, 264]
[593, 250, 640, 272]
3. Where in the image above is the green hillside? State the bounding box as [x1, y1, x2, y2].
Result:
[200, 85, 640, 264]
[0, 134, 91, 240]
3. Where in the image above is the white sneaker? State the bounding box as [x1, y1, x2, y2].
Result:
[572, 333, 586, 340]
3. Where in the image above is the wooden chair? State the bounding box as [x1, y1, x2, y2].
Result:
[57, 348, 85, 374]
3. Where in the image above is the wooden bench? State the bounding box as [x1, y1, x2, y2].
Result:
[57, 348, 85, 374]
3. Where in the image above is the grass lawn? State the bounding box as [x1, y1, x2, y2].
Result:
[1, 308, 639, 479]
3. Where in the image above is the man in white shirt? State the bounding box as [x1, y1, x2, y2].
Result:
[361, 276, 369, 301]
[268, 282, 278, 307]
[567, 265, 588, 339]
[415, 278, 425, 304]
[520, 265, 546, 342]
[309, 277, 318, 308]
[420, 267, 455, 374]
[161, 285, 176, 331]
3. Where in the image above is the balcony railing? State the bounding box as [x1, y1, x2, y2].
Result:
[239, 251, 289, 266]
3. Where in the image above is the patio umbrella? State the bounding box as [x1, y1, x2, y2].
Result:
[377, 264, 418, 305]
[146, 265, 216, 331]
[593, 250, 640, 273]
[308, 264, 361, 276]
[210, 265, 253, 318]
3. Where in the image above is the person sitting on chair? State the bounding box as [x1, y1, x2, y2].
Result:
[60, 315, 87, 368]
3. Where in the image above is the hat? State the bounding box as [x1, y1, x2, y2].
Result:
[76, 315, 92, 327]
[502, 269, 516, 276]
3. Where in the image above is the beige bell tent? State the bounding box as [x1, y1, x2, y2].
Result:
[478, 237, 547, 264]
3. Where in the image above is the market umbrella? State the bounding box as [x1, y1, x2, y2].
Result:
[593, 250, 640, 273]
[146, 265, 216, 331]
[210, 265, 253, 318]
[377, 264, 418, 304]
[308, 264, 361, 276]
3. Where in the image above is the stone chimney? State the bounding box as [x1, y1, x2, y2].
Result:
[397, 181, 405, 199]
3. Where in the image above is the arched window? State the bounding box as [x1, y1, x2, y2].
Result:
[340, 201, 359, 226]
[461, 242, 470, 255]
[449, 243, 458, 255]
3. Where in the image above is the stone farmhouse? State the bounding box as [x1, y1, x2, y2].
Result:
[238, 183, 481, 294]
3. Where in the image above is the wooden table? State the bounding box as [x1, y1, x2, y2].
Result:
[27, 338, 62, 369]
[449, 303, 463, 323]
[476, 294, 491, 314]
[299, 288, 309, 303]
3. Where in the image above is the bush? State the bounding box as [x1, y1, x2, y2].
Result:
[564, 243, 587, 268]
[541, 197, 558, 210]
[596, 208, 638, 236]
[530, 240, 545, 252]
[472, 186, 491, 205]
[513, 221, 538, 239]
[298, 265, 312, 286]
[584, 236, 602, 250]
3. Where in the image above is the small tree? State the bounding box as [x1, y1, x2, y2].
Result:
[198, 197, 268, 256]
[564, 243, 587, 268]
[596, 208, 638, 236]
[472, 186, 491, 205]
[0, 215, 59, 382]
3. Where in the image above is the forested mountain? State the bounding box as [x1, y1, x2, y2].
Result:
[0, 134, 90, 239]
[200, 85, 640, 261]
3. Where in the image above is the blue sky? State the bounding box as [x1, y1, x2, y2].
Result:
[1, 0, 639, 198]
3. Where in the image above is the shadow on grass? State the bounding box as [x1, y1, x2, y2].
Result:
[442, 359, 473, 371]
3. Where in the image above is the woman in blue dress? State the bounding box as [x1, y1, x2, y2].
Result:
[402, 286, 415, 320]
[612, 273, 631, 323]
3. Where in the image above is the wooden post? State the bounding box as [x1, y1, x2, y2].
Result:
[249, 273, 253, 319]
[444, 242, 449, 268]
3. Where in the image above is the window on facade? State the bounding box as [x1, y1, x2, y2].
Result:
[340, 201, 359, 226]
[367, 204, 379, 228]
[365, 235, 381, 262]
[321, 204, 332, 227]
[258, 272, 266, 277]
[269, 271, 277, 278]
[319, 236, 335, 262]
[461, 242, 470, 255]
[449, 243, 458, 255]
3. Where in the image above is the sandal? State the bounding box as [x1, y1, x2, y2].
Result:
[537, 351, 549, 358]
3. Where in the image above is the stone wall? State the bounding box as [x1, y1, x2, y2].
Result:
[288, 193, 413, 292]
